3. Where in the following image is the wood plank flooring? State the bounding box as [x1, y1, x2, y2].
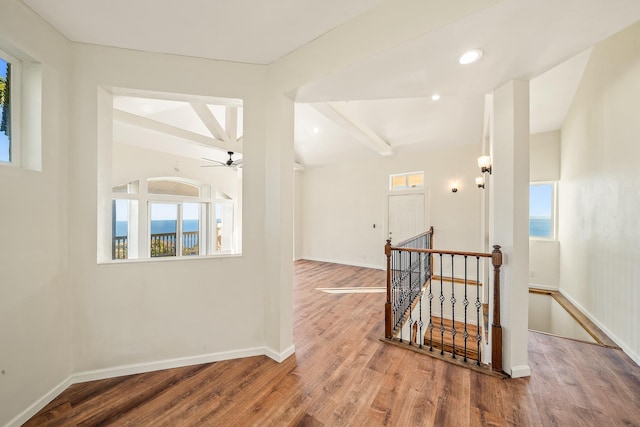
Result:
[25, 260, 640, 426]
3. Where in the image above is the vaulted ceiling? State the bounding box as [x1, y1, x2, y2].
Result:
[20, 0, 640, 168]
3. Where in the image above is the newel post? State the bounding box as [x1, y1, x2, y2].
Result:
[491, 245, 503, 373]
[429, 226, 435, 272]
[385, 239, 393, 339]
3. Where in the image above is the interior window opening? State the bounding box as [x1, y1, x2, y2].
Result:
[104, 89, 243, 263]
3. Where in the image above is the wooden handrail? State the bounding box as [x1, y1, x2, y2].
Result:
[395, 227, 435, 247]
[388, 247, 492, 258]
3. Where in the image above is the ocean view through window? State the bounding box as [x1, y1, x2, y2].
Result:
[530, 182, 556, 239]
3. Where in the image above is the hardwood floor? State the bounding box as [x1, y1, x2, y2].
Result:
[26, 260, 640, 426]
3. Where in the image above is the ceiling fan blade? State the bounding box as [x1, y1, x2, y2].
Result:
[201, 157, 226, 166]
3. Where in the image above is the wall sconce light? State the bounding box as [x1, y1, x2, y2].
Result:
[476, 176, 485, 189]
[477, 155, 492, 174]
[451, 182, 458, 193]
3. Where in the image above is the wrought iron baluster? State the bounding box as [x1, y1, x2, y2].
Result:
[398, 251, 405, 342]
[428, 255, 434, 351]
[439, 254, 445, 355]
[476, 256, 482, 366]
[463, 255, 469, 362]
[450, 254, 456, 359]
[408, 250, 414, 346]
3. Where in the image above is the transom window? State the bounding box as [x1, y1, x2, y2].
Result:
[390, 171, 424, 190]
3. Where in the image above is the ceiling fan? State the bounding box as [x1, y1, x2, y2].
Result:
[201, 151, 243, 168]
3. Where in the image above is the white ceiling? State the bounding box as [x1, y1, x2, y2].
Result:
[20, 0, 384, 64]
[20, 0, 640, 168]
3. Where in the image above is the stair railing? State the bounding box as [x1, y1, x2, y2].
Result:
[385, 230, 503, 373]
[385, 227, 434, 338]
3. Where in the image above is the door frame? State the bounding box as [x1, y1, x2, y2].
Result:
[385, 188, 430, 245]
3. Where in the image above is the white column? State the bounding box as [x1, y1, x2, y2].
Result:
[262, 89, 295, 361]
[490, 80, 531, 378]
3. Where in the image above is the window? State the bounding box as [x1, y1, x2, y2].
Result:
[530, 182, 557, 239]
[0, 46, 42, 171]
[0, 52, 15, 164]
[149, 202, 203, 257]
[111, 177, 237, 260]
[390, 171, 424, 190]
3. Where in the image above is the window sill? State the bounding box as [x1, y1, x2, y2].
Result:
[529, 237, 558, 242]
[98, 253, 242, 265]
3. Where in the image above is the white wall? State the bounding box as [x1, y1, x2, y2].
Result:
[300, 143, 484, 269]
[560, 21, 640, 365]
[529, 130, 560, 289]
[69, 43, 289, 375]
[0, 1, 73, 425]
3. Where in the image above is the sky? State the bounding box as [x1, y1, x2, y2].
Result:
[530, 184, 553, 218]
[116, 200, 200, 222]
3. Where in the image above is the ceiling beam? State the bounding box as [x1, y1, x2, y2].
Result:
[311, 102, 393, 156]
[225, 106, 238, 143]
[190, 102, 231, 144]
[111, 87, 243, 107]
[113, 109, 243, 153]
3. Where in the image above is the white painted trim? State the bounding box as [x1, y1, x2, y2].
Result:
[560, 290, 640, 366]
[5, 377, 73, 427]
[301, 256, 384, 271]
[5, 346, 292, 426]
[264, 345, 296, 363]
[71, 347, 266, 384]
[510, 364, 532, 378]
[528, 283, 559, 291]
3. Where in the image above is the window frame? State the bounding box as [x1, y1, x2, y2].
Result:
[389, 171, 424, 191]
[0, 48, 21, 167]
[148, 200, 209, 258]
[110, 177, 238, 262]
[529, 181, 558, 240]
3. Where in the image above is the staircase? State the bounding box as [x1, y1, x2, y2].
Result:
[423, 317, 480, 361]
[384, 231, 505, 375]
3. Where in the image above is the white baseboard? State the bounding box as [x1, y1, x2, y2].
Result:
[6, 377, 73, 427]
[6, 346, 295, 427]
[559, 289, 640, 366]
[71, 347, 267, 384]
[301, 256, 384, 271]
[265, 345, 296, 363]
[510, 364, 532, 378]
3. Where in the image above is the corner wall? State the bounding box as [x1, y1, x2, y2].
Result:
[560, 21, 640, 364]
[529, 130, 560, 289]
[0, 1, 73, 425]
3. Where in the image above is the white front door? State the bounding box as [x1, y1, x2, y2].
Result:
[388, 194, 426, 244]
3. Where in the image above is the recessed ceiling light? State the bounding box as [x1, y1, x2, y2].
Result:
[312, 127, 320, 134]
[458, 49, 483, 65]
[431, 94, 441, 101]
